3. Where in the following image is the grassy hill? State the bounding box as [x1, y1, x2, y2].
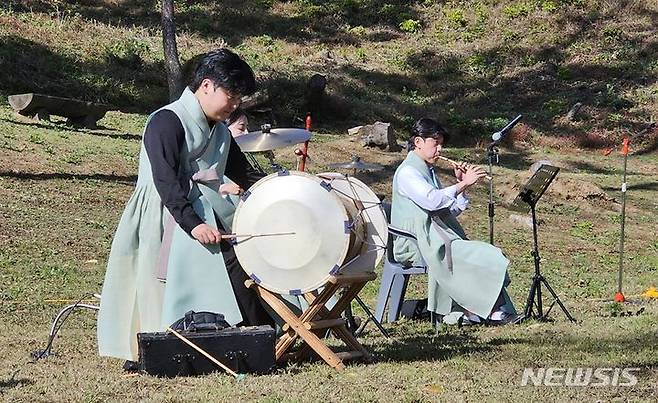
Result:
[1, 0, 657, 144]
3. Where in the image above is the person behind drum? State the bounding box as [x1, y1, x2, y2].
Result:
[97, 49, 273, 368]
[391, 117, 518, 325]
[220, 109, 264, 197]
[226, 108, 249, 137]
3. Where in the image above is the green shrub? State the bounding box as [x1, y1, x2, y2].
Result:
[254, 35, 279, 53]
[520, 54, 538, 67]
[570, 220, 594, 239]
[387, 52, 410, 70]
[400, 86, 431, 106]
[475, 4, 489, 23]
[349, 25, 367, 37]
[543, 98, 567, 117]
[104, 38, 149, 64]
[603, 26, 624, 42]
[399, 19, 421, 33]
[541, 1, 558, 12]
[464, 53, 493, 77]
[606, 113, 623, 123]
[29, 132, 45, 145]
[502, 29, 519, 42]
[503, 2, 535, 18]
[444, 8, 467, 27]
[354, 47, 367, 61]
[462, 4, 488, 42]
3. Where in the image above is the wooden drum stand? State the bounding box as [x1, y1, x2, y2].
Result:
[246, 271, 375, 370]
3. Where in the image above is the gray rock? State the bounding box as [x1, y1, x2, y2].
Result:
[566, 102, 582, 121]
[349, 121, 401, 151]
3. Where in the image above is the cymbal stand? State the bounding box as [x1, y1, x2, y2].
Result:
[264, 150, 282, 172]
[245, 152, 267, 175]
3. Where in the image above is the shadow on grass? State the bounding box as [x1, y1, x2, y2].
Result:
[520, 329, 658, 357]
[0, 171, 137, 184]
[566, 160, 657, 177]
[1, 118, 142, 141]
[83, 130, 142, 141]
[368, 323, 658, 365]
[0, 376, 35, 391]
[371, 331, 494, 363]
[603, 181, 658, 191]
[1, 118, 88, 134]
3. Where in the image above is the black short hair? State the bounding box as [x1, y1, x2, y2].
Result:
[189, 48, 256, 96]
[408, 118, 450, 150]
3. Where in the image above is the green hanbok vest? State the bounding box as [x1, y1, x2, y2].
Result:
[391, 151, 515, 318]
[97, 88, 241, 361]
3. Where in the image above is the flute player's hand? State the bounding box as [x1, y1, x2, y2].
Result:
[454, 162, 467, 181]
[461, 165, 487, 186]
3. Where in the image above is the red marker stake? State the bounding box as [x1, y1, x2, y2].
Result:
[298, 114, 311, 172]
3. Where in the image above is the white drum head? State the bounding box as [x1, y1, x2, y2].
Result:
[232, 171, 351, 295]
[316, 173, 388, 273]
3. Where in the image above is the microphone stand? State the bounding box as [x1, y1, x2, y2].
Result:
[486, 114, 522, 245]
[486, 141, 499, 245]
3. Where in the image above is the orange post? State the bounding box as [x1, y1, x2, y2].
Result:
[298, 114, 311, 172]
[621, 137, 629, 156]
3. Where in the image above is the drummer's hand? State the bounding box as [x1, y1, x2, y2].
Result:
[461, 165, 487, 186]
[191, 223, 222, 244]
[219, 182, 243, 196]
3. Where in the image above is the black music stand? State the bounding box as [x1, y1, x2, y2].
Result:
[510, 165, 576, 323]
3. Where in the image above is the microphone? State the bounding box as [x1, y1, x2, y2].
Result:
[492, 114, 522, 142]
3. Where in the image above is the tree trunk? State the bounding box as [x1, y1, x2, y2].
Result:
[161, 0, 184, 101]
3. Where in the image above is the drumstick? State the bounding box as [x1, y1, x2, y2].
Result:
[435, 155, 492, 181]
[220, 231, 296, 239]
[166, 327, 245, 380]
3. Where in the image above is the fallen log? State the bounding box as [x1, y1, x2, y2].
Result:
[8, 93, 113, 128]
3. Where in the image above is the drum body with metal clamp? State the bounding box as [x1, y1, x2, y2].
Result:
[232, 170, 387, 295]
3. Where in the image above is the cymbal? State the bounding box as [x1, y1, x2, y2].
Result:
[328, 156, 384, 172]
[235, 127, 312, 152]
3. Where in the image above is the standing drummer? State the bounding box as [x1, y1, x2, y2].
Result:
[97, 49, 272, 368]
[391, 118, 519, 325]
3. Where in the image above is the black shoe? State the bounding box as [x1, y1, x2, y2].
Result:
[123, 360, 140, 372]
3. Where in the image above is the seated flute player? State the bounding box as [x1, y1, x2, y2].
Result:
[391, 118, 519, 326]
[97, 49, 273, 369]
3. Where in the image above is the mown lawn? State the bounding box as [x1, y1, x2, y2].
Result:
[0, 105, 656, 401]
